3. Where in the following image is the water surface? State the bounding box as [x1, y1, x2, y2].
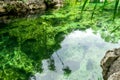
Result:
[31, 29, 120, 80]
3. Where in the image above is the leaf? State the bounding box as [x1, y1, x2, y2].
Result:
[102, 0, 108, 11]
[91, 1, 98, 19]
[81, 0, 89, 12]
[113, 0, 120, 20]
[110, 26, 119, 33]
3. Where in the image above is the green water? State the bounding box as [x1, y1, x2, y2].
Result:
[0, 2, 120, 80]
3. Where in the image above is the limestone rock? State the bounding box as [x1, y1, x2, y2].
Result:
[0, 0, 63, 16]
[108, 71, 120, 80]
[0, 1, 7, 15]
[44, 0, 63, 8]
[100, 48, 120, 80]
[0, 6, 6, 13]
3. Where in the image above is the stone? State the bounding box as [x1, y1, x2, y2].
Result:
[107, 57, 120, 79]
[100, 48, 120, 80]
[108, 71, 120, 80]
[0, 6, 6, 13]
[0, 0, 63, 16]
[0, 1, 6, 14]
[44, 0, 63, 8]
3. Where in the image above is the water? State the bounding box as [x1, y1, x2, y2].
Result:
[31, 29, 120, 80]
[0, 4, 120, 79]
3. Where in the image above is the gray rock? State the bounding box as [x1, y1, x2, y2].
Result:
[0, 0, 63, 16]
[108, 71, 120, 80]
[100, 48, 120, 80]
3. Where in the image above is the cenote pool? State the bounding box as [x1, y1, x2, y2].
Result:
[29, 29, 120, 80]
[0, 4, 120, 80]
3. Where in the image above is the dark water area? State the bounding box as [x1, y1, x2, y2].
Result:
[30, 29, 120, 80]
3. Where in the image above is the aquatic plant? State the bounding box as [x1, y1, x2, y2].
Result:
[0, 0, 120, 79]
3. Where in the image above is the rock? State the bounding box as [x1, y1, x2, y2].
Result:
[108, 71, 120, 80]
[44, 0, 63, 8]
[0, 16, 11, 23]
[100, 48, 120, 80]
[53, 0, 63, 8]
[28, 3, 46, 10]
[26, 0, 44, 4]
[0, 1, 7, 15]
[0, 0, 63, 16]
[0, 0, 63, 24]
[0, 6, 6, 13]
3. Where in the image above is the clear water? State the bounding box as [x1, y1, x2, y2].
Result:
[1, 2, 120, 79]
[31, 29, 120, 80]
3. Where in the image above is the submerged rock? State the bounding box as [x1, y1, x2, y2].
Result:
[101, 48, 120, 80]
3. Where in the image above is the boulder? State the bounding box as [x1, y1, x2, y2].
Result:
[0, 0, 63, 16]
[0, 6, 6, 13]
[44, 0, 63, 8]
[101, 48, 120, 80]
[108, 71, 120, 80]
[0, 1, 7, 15]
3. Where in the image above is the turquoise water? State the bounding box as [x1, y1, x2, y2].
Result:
[30, 29, 120, 80]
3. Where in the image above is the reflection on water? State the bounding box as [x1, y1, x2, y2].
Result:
[31, 29, 120, 80]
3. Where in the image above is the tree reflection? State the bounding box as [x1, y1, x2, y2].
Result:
[56, 52, 71, 75]
[47, 57, 56, 71]
[47, 52, 72, 76]
[62, 66, 71, 75]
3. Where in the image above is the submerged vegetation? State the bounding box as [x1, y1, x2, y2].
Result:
[0, 0, 120, 79]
